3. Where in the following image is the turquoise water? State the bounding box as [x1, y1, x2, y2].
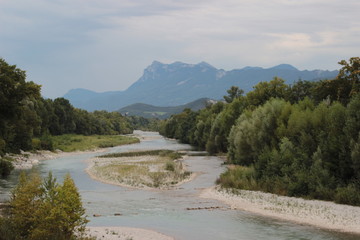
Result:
[1, 131, 358, 240]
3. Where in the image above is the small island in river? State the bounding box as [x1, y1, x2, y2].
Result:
[86, 150, 193, 190]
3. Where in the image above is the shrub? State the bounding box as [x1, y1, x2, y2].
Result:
[0, 138, 6, 156]
[216, 165, 258, 190]
[335, 184, 360, 206]
[40, 134, 54, 151]
[0, 158, 14, 177]
[32, 138, 42, 150]
[165, 161, 175, 172]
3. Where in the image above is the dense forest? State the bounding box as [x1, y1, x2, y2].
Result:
[0, 58, 158, 176]
[160, 57, 360, 206]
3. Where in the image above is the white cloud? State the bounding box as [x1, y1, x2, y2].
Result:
[0, 0, 359, 97]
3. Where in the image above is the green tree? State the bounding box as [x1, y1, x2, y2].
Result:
[246, 77, 288, 107]
[223, 86, 244, 103]
[227, 98, 287, 165]
[0, 58, 41, 153]
[287, 80, 316, 103]
[338, 57, 360, 97]
[207, 97, 247, 153]
[311, 57, 360, 105]
[0, 158, 14, 177]
[3, 171, 88, 239]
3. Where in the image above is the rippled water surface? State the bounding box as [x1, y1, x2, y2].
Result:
[0, 131, 358, 240]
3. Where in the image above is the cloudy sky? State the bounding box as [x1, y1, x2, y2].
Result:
[1, 0, 359, 98]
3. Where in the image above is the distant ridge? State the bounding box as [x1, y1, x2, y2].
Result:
[118, 98, 214, 119]
[63, 61, 338, 111]
[270, 64, 298, 70]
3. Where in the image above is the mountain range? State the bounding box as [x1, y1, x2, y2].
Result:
[63, 61, 338, 112]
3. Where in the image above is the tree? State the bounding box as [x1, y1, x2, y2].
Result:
[338, 57, 360, 96]
[246, 77, 288, 107]
[0, 58, 42, 153]
[207, 97, 247, 153]
[7, 171, 43, 239]
[0, 158, 14, 177]
[287, 80, 316, 103]
[311, 57, 360, 105]
[223, 86, 244, 103]
[227, 98, 287, 165]
[3, 171, 88, 239]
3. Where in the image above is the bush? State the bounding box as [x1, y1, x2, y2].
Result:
[216, 166, 258, 190]
[0, 158, 14, 177]
[32, 138, 42, 150]
[0, 138, 5, 156]
[335, 184, 360, 206]
[40, 134, 54, 151]
[165, 161, 175, 172]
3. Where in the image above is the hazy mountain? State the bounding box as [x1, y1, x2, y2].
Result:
[63, 61, 338, 111]
[118, 98, 214, 119]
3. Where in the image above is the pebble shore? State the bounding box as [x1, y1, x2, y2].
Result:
[201, 186, 360, 234]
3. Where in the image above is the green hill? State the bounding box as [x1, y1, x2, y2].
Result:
[118, 98, 214, 119]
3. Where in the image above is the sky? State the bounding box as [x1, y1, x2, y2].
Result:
[0, 0, 359, 98]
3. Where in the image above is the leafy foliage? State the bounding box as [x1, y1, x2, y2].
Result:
[0, 171, 88, 239]
[160, 57, 360, 205]
[0, 158, 14, 177]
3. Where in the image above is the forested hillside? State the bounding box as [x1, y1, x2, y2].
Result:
[160, 57, 360, 206]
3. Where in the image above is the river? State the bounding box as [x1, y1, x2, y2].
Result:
[0, 131, 358, 240]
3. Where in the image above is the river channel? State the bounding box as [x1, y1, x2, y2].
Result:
[0, 131, 358, 240]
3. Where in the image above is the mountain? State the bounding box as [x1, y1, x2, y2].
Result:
[63, 61, 338, 111]
[118, 98, 214, 119]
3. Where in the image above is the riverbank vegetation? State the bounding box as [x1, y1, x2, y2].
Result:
[0, 171, 90, 240]
[87, 150, 191, 189]
[0, 58, 154, 177]
[160, 57, 360, 206]
[50, 134, 139, 152]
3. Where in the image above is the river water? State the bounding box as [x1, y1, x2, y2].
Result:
[0, 131, 358, 240]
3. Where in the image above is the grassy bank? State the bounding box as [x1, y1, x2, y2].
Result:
[87, 150, 191, 189]
[52, 134, 140, 152]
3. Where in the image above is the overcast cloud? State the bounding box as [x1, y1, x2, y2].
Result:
[0, 0, 359, 98]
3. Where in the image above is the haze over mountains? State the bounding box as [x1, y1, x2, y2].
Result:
[63, 61, 338, 112]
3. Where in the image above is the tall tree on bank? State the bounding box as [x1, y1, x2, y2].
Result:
[0, 59, 41, 153]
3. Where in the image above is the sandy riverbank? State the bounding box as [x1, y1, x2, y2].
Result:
[10, 149, 108, 169]
[201, 186, 360, 234]
[85, 226, 175, 240]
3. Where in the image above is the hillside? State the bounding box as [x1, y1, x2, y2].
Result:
[63, 61, 338, 111]
[118, 98, 214, 119]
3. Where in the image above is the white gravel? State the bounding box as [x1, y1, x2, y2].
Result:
[200, 186, 360, 234]
[85, 226, 175, 240]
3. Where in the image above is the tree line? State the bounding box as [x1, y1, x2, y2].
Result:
[160, 57, 360, 205]
[0, 58, 160, 177]
[0, 58, 149, 155]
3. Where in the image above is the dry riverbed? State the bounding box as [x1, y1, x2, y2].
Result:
[201, 186, 360, 234]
